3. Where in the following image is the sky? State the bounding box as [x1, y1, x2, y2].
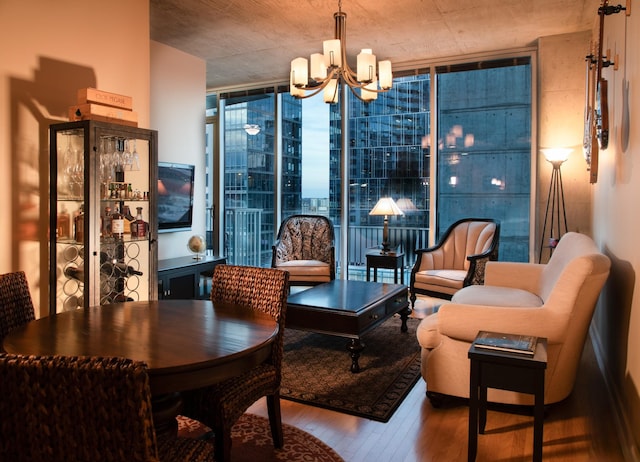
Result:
[301, 97, 330, 198]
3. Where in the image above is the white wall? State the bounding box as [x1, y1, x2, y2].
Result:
[0, 0, 150, 317]
[150, 41, 207, 260]
[589, 7, 640, 456]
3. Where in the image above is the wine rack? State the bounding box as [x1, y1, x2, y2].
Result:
[49, 121, 158, 315]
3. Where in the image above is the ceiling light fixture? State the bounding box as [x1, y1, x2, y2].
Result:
[289, 0, 393, 104]
[243, 124, 261, 135]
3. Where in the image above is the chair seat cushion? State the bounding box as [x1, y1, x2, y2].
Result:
[414, 269, 466, 292]
[275, 260, 331, 282]
[452, 285, 544, 307]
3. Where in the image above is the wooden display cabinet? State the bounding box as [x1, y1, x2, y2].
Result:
[49, 120, 158, 315]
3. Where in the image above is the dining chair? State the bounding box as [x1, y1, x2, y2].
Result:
[0, 271, 35, 345]
[181, 264, 290, 462]
[0, 354, 215, 462]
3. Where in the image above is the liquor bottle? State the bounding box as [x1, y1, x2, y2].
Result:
[122, 205, 134, 234]
[57, 205, 71, 239]
[73, 205, 84, 243]
[102, 206, 112, 237]
[64, 265, 84, 282]
[111, 206, 125, 238]
[132, 206, 148, 238]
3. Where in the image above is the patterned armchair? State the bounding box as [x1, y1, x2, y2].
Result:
[271, 215, 335, 286]
[410, 218, 500, 305]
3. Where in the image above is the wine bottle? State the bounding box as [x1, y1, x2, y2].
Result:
[64, 266, 84, 281]
[111, 206, 124, 238]
[101, 261, 143, 277]
[73, 205, 85, 243]
[100, 252, 143, 277]
[102, 206, 112, 237]
[57, 205, 71, 239]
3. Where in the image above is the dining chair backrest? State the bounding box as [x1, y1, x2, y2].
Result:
[0, 271, 35, 344]
[0, 354, 159, 462]
[211, 264, 289, 321]
[210, 264, 289, 367]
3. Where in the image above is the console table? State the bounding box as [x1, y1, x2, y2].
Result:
[158, 255, 226, 299]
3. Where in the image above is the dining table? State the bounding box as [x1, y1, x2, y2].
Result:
[2, 299, 279, 435]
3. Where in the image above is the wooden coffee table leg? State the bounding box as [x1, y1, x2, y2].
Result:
[399, 307, 411, 333]
[346, 338, 365, 373]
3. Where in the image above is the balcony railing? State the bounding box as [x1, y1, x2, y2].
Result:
[334, 225, 430, 271]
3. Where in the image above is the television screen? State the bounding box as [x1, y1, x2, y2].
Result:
[157, 162, 195, 232]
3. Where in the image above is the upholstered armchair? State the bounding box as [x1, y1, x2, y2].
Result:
[271, 214, 335, 286]
[416, 232, 611, 406]
[410, 218, 500, 305]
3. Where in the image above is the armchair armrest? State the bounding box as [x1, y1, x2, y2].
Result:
[484, 261, 544, 293]
[463, 247, 498, 286]
[437, 302, 568, 344]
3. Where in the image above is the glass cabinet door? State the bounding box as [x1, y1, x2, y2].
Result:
[49, 121, 158, 315]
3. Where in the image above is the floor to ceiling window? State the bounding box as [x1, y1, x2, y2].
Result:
[221, 92, 276, 267]
[211, 53, 533, 272]
[436, 58, 532, 261]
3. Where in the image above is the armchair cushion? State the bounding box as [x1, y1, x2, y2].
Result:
[452, 285, 543, 307]
[416, 232, 610, 406]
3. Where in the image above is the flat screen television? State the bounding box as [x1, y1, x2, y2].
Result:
[157, 162, 195, 232]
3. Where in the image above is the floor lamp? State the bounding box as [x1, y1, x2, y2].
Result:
[538, 148, 572, 263]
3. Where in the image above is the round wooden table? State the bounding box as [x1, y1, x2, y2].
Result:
[2, 299, 279, 435]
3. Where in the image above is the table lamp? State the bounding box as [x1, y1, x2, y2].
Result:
[369, 197, 404, 254]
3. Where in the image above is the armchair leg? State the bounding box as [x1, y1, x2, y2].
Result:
[266, 393, 284, 448]
[410, 291, 417, 310]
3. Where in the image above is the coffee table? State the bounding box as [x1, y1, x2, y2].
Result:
[285, 280, 410, 372]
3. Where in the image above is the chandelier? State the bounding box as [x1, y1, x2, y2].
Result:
[289, 0, 393, 104]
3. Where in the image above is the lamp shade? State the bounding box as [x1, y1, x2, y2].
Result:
[357, 49, 376, 82]
[378, 60, 392, 90]
[369, 197, 404, 216]
[291, 57, 308, 87]
[324, 79, 339, 104]
[323, 39, 342, 67]
[541, 147, 572, 164]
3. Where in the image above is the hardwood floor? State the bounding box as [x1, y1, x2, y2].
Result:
[248, 304, 627, 461]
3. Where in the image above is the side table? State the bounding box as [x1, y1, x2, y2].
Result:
[468, 335, 548, 462]
[366, 250, 405, 284]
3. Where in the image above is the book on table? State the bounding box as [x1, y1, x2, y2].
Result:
[473, 331, 537, 356]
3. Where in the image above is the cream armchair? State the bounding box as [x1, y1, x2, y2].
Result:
[271, 214, 335, 286]
[416, 232, 610, 406]
[410, 218, 500, 305]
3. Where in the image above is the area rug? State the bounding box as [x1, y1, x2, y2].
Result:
[281, 315, 421, 422]
[177, 413, 344, 462]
